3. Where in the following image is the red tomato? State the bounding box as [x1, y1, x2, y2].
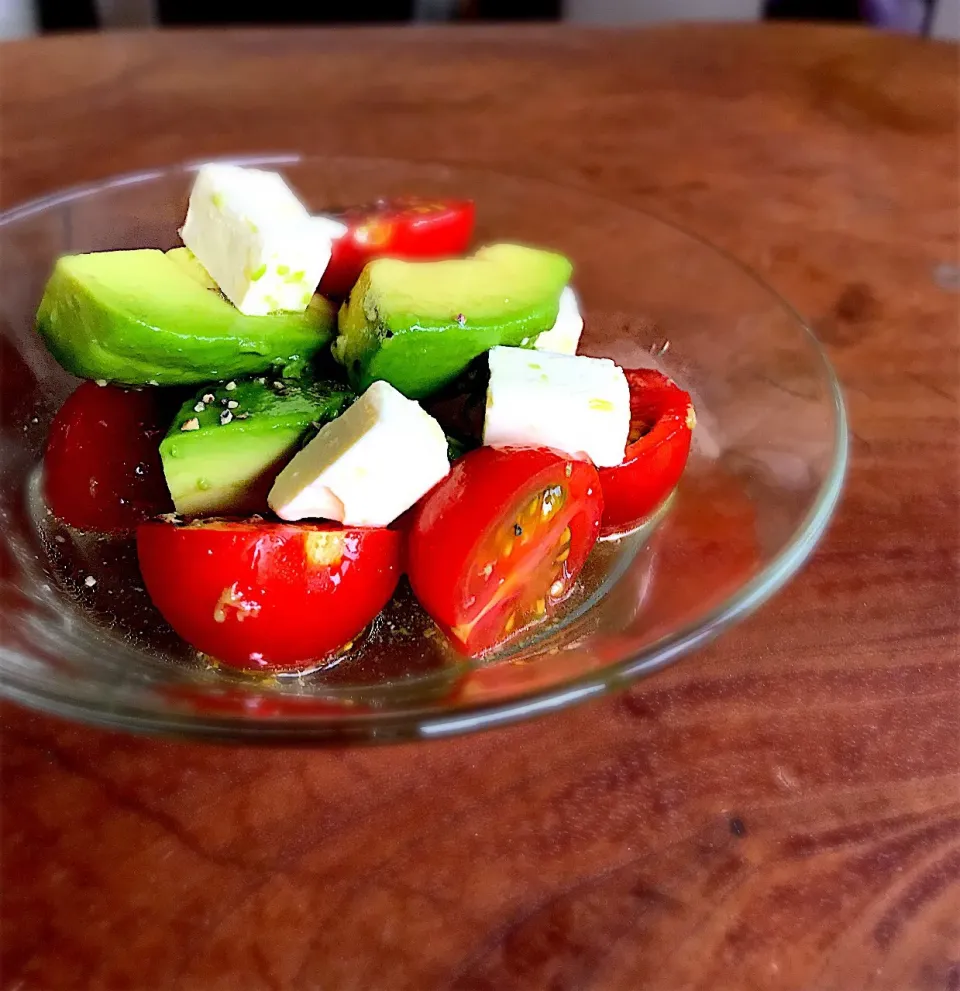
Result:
[137, 520, 401, 671]
[407, 447, 603, 658]
[44, 381, 175, 532]
[318, 197, 475, 299]
[598, 369, 695, 537]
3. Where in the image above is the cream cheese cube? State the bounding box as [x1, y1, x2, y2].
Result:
[483, 346, 630, 468]
[180, 164, 346, 316]
[268, 380, 450, 526]
[534, 286, 583, 355]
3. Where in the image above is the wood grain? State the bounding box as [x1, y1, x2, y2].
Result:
[1, 23, 958, 991]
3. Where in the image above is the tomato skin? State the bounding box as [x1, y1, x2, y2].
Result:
[408, 446, 603, 657]
[598, 369, 695, 537]
[44, 381, 175, 532]
[137, 520, 401, 671]
[318, 197, 475, 299]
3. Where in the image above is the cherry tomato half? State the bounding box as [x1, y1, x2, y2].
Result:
[137, 520, 401, 671]
[598, 369, 695, 537]
[407, 447, 603, 658]
[44, 381, 176, 532]
[318, 197, 475, 299]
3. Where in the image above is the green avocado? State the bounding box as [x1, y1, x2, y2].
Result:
[160, 375, 355, 515]
[165, 246, 218, 288]
[333, 243, 573, 399]
[36, 248, 336, 386]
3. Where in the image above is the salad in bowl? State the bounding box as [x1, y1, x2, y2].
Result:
[35, 163, 695, 675]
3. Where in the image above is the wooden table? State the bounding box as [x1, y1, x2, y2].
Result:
[1, 22, 958, 991]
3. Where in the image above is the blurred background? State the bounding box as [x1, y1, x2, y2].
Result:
[0, 0, 956, 37]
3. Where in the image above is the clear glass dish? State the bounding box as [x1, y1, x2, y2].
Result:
[0, 156, 847, 743]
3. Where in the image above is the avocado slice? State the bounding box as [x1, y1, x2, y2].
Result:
[36, 249, 336, 386]
[164, 246, 218, 289]
[160, 375, 355, 515]
[333, 243, 573, 399]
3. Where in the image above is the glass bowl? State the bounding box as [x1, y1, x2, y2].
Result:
[0, 156, 847, 743]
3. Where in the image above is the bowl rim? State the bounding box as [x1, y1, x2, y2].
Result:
[0, 153, 849, 744]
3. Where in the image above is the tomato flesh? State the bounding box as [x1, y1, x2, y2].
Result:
[318, 197, 475, 299]
[44, 381, 176, 532]
[407, 447, 603, 657]
[137, 520, 401, 671]
[598, 369, 695, 536]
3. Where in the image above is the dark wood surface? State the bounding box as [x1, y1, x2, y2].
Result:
[1, 23, 958, 991]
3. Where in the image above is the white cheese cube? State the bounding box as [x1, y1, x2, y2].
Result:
[483, 346, 630, 468]
[268, 380, 450, 527]
[534, 286, 583, 355]
[180, 164, 346, 316]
